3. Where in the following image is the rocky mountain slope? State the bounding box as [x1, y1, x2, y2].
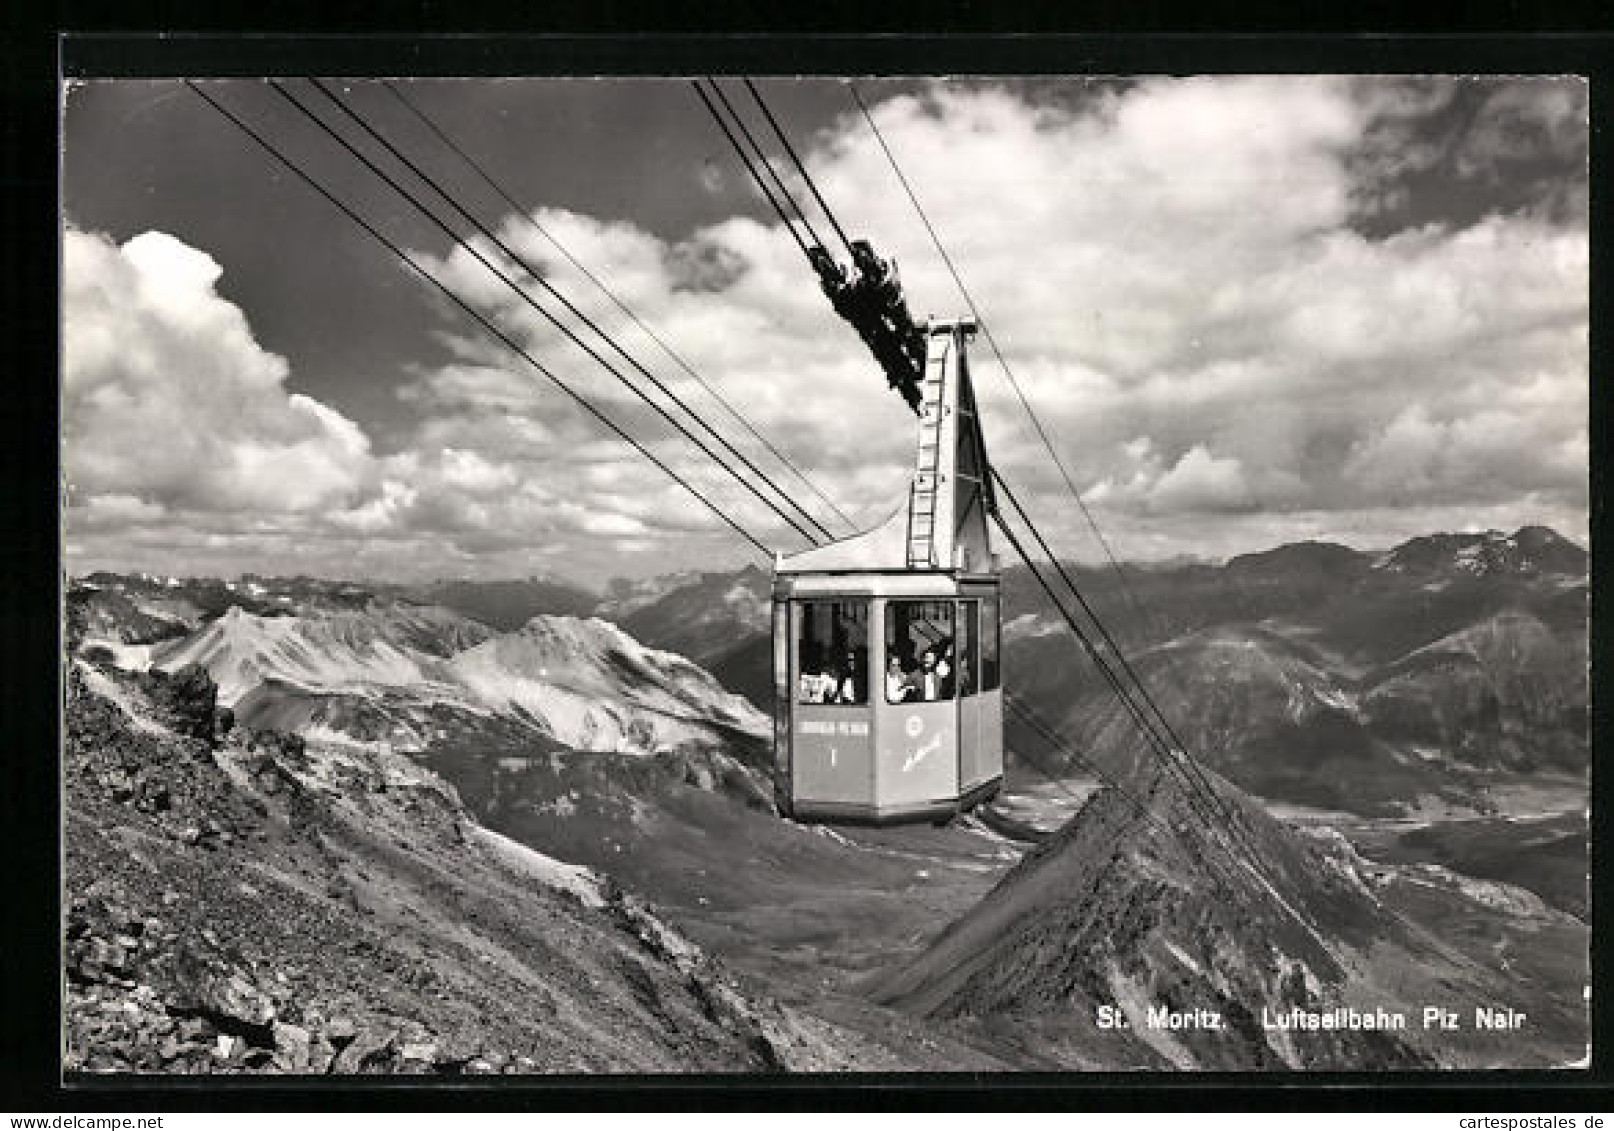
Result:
[64, 657, 996, 1074]
[423, 742, 1021, 997]
[62, 523, 1586, 1073]
[870, 770, 1587, 1069]
[67, 585, 196, 649]
[67, 662, 766, 1072]
[1039, 603, 1585, 819]
[82, 601, 766, 763]
[593, 565, 775, 709]
[1042, 606, 1584, 819]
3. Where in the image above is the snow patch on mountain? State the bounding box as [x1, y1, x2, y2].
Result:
[1372, 527, 1587, 578]
[1004, 613, 1061, 640]
[153, 605, 455, 705]
[83, 639, 161, 671]
[467, 825, 606, 909]
[73, 660, 170, 737]
[123, 604, 763, 758]
[448, 616, 766, 752]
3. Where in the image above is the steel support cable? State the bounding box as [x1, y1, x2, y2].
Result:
[999, 695, 1172, 854]
[381, 80, 859, 536]
[1003, 696, 1247, 897]
[993, 471, 1201, 782]
[280, 79, 832, 549]
[701, 79, 830, 255]
[182, 81, 773, 560]
[1008, 688, 1328, 960]
[691, 81, 816, 259]
[1001, 693, 1253, 901]
[702, 79, 927, 418]
[991, 467, 1257, 852]
[848, 82, 1153, 633]
[994, 513, 1200, 793]
[997, 699, 1092, 810]
[993, 479, 1192, 792]
[1005, 672, 1271, 910]
[301, 79, 833, 548]
[998, 480, 1288, 901]
[1006, 692, 1204, 850]
[1002, 692, 1137, 813]
[741, 77, 857, 260]
[990, 509, 1218, 831]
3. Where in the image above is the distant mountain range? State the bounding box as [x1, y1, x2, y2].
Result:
[459, 525, 1587, 819]
[408, 576, 599, 630]
[61, 523, 1589, 1071]
[69, 525, 1587, 820]
[71, 586, 764, 765]
[1014, 527, 1588, 817]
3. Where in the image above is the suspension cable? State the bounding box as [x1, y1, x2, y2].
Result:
[997, 474, 1289, 891]
[693, 79, 814, 259]
[842, 81, 1266, 864]
[182, 81, 773, 560]
[849, 82, 1151, 629]
[701, 79, 829, 255]
[281, 78, 832, 548]
[381, 80, 858, 535]
[1002, 692, 1255, 901]
[742, 78, 856, 260]
[991, 508, 1225, 835]
[300, 78, 831, 547]
[993, 471, 1209, 792]
[993, 478, 1185, 773]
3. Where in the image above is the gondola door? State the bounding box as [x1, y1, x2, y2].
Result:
[877, 597, 960, 809]
[790, 598, 874, 805]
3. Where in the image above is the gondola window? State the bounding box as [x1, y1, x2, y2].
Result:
[796, 600, 869, 705]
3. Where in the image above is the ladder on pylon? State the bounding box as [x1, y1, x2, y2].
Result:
[906, 334, 952, 568]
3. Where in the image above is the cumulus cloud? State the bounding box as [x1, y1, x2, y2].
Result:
[59, 227, 685, 578]
[1342, 401, 1587, 506]
[430, 77, 1580, 556]
[63, 228, 377, 514]
[1150, 446, 1255, 514]
[64, 76, 1588, 581]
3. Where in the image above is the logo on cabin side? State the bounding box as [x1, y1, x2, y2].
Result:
[902, 733, 943, 773]
[904, 715, 924, 738]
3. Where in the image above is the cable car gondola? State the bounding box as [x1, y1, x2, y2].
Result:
[771, 318, 1003, 824]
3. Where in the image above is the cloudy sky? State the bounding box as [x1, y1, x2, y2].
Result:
[61, 75, 1588, 587]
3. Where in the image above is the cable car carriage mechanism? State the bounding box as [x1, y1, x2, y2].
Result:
[772, 318, 1003, 824]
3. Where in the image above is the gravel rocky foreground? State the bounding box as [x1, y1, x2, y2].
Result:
[62, 659, 874, 1074]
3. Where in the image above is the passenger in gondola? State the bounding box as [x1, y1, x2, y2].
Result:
[931, 638, 954, 692]
[885, 653, 917, 703]
[799, 667, 835, 703]
[835, 648, 865, 705]
[919, 647, 953, 701]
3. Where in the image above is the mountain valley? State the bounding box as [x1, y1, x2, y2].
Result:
[63, 524, 1589, 1072]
